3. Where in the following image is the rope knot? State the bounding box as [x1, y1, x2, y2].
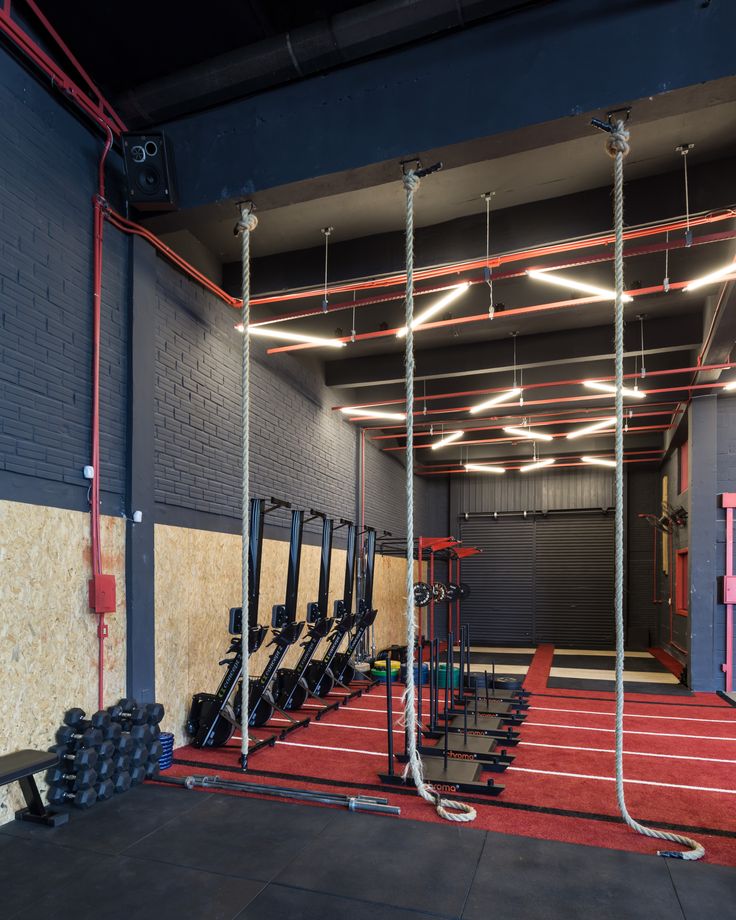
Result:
[237, 211, 259, 234]
[605, 122, 630, 159]
[403, 171, 421, 193]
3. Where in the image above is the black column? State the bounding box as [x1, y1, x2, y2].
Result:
[688, 395, 718, 691]
[125, 236, 156, 703]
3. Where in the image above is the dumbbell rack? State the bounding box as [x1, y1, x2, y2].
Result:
[47, 701, 165, 810]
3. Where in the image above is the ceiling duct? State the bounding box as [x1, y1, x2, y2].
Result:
[119, 1, 550, 125]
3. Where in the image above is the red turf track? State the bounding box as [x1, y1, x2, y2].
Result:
[163, 647, 736, 867]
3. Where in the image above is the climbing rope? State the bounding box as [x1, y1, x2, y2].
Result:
[606, 121, 704, 860]
[401, 168, 475, 823]
[237, 203, 258, 770]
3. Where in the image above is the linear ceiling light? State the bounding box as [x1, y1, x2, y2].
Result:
[340, 407, 406, 420]
[581, 455, 617, 467]
[519, 458, 556, 473]
[432, 430, 464, 450]
[396, 283, 470, 337]
[725, 380, 736, 391]
[469, 387, 522, 414]
[527, 269, 633, 303]
[683, 262, 736, 292]
[566, 416, 616, 440]
[503, 425, 554, 442]
[236, 324, 346, 348]
[464, 463, 506, 474]
[583, 380, 646, 399]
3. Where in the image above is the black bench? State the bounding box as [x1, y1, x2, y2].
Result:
[0, 749, 69, 827]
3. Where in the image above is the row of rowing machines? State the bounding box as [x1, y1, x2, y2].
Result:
[186, 497, 379, 757]
[379, 625, 531, 797]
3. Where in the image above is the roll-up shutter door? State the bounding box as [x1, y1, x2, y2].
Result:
[459, 513, 614, 647]
[458, 517, 534, 645]
[534, 514, 614, 648]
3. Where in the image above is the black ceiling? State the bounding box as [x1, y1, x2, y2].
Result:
[34, 0, 366, 95]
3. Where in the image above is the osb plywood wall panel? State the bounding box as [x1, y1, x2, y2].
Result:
[154, 523, 352, 745]
[0, 501, 126, 824]
[371, 556, 425, 653]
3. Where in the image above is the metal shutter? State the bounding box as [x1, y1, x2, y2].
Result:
[458, 517, 535, 645]
[534, 514, 614, 648]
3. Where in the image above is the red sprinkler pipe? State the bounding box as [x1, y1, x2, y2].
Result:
[91, 127, 113, 710]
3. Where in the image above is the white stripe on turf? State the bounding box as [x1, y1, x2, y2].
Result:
[507, 765, 736, 795]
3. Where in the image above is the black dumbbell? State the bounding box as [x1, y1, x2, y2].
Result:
[108, 700, 147, 725]
[128, 724, 156, 744]
[56, 724, 102, 749]
[111, 771, 132, 794]
[110, 751, 129, 774]
[48, 744, 97, 770]
[127, 743, 148, 768]
[144, 761, 160, 780]
[47, 785, 97, 808]
[115, 733, 134, 754]
[64, 708, 110, 731]
[147, 740, 163, 763]
[95, 758, 116, 781]
[95, 778, 115, 801]
[129, 764, 146, 786]
[45, 767, 97, 789]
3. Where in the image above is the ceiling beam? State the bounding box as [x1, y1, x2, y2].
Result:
[152, 3, 736, 215]
[325, 313, 701, 389]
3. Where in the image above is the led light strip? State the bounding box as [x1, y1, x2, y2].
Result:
[528, 268, 633, 303]
[396, 283, 470, 337]
[469, 387, 522, 414]
[236, 323, 345, 348]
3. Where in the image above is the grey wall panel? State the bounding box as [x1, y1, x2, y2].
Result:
[458, 517, 535, 646]
[451, 467, 614, 519]
[534, 514, 614, 648]
[626, 470, 662, 648]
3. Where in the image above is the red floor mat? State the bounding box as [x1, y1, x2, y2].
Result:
[164, 652, 736, 867]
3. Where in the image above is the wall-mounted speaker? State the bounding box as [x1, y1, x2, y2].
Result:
[122, 133, 176, 211]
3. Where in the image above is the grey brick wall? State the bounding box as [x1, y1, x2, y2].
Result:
[0, 51, 128, 506]
[154, 256, 448, 540]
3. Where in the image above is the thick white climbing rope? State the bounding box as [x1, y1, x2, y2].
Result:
[607, 122, 704, 860]
[238, 205, 258, 769]
[401, 169, 475, 823]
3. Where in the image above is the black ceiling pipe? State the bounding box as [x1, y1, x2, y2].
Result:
[118, 0, 555, 125]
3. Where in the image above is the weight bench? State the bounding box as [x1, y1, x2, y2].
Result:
[0, 749, 69, 827]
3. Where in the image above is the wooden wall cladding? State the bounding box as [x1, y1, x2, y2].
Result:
[154, 527, 419, 745]
[0, 501, 126, 824]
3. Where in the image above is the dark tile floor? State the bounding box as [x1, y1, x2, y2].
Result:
[0, 784, 733, 920]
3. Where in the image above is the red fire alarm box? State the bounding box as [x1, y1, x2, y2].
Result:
[88, 573, 117, 613]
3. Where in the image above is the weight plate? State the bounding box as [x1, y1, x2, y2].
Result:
[413, 582, 432, 607]
[458, 581, 471, 600]
[445, 582, 460, 601]
[432, 582, 448, 602]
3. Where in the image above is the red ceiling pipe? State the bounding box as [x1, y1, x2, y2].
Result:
[420, 455, 663, 474]
[247, 225, 736, 327]
[336, 363, 736, 414]
[266, 282, 689, 354]
[373, 409, 674, 441]
[252, 210, 736, 310]
[346, 383, 733, 423]
[0, 0, 126, 134]
[383, 424, 670, 453]
[367, 401, 681, 434]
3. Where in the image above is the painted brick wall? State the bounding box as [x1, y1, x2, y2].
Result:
[716, 395, 736, 690]
[154, 257, 447, 540]
[0, 52, 128, 507]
